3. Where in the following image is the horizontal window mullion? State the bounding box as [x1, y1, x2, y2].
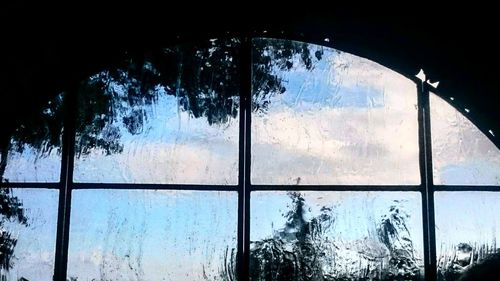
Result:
[0, 182, 61, 189]
[434, 185, 500, 191]
[72, 182, 239, 191]
[250, 184, 423, 192]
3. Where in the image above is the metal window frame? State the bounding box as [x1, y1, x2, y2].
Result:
[419, 81, 437, 281]
[2, 36, 500, 281]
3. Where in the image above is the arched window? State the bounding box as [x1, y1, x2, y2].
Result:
[1, 37, 498, 281]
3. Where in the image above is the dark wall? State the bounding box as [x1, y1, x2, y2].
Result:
[1, 5, 499, 147]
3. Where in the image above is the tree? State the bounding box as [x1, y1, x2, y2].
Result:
[249, 192, 334, 281]
[0, 188, 28, 274]
[0, 37, 323, 278]
[0, 93, 64, 182]
[227, 194, 422, 281]
[0, 92, 62, 277]
[74, 38, 322, 156]
[1, 37, 322, 178]
[252, 38, 323, 113]
[377, 201, 421, 280]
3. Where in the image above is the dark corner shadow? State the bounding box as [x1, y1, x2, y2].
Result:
[458, 253, 500, 281]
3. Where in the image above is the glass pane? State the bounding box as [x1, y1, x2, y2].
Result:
[1, 93, 64, 182]
[251, 38, 420, 185]
[430, 93, 500, 185]
[0, 188, 58, 281]
[74, 39, 240, 184]
[251, 191, 424, 280]
[67, 190, 237, 280]
[435, 192, 500, 281]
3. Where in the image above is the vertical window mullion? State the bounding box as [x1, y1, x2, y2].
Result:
[238, 35, 252, 281]
[418, 80, 437, 281]
[53, 87, 77, 281]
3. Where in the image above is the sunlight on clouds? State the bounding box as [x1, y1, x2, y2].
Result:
[76, 141, 238, 184]
[74, 91, 239, 184]
[430, 93, 500, 185]
[252, 43, 419, 185]
[3, 145, 61, 182]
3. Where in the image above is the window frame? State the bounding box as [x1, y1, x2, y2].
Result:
[1, 35, 499, 281]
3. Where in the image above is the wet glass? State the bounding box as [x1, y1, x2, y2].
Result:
[430, 93, 500, 185]
[0, 188, 59, 281]
[251, 191, 424, 280]
[435, 192, 500, 281]
[1, 93, 64, 182]
[73, 39, 240, 184]
[67, 190, 237, 280]
[251, 38, 420, 185]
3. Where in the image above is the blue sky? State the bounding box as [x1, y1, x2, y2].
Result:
[435, 192, 500, 259]
[73, 86, 240, 185]
[66, 190, 237, 281]
[3, 39, 500, 280]
[4, 188, 58, 281]
[9, 187, 500, 280]
[430, 93, 500, 185]
[251, 191, 424, 249]
[251, 39, 421, 185]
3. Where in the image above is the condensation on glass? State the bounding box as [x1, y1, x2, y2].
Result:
[251, 38, 420, 185]
[435, 192, 500, 281]
[250, 191, 424, 280]
[430, 92, 500, 185]
[0, 188, 59, 281]
[67, 190, 238, 280]
[73, 39, 240, 184]
[1, 93, 64, 182]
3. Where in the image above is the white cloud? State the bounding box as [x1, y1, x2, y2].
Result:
[5, 250, 55, 281]
[430, 93, 500, 185]
[251, 50, 420, 185]
[3, 145, 61, 182]
[75, 140, 238, 184]
[73, 96, 240, 184]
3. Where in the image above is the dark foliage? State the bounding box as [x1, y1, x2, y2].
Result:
[75, 38, 321, 156]
[249, 192, 330, 281]
[0, 188, 28, 271]
[0, 38, 322, 279]
[457, 252, 500, 281]
[245, 193, 422, 281]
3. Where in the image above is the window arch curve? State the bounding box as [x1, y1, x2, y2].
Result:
[0, 36, 499, 281]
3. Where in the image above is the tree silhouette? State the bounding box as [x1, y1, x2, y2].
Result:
[74, 38, 322, 156]
[377, 201, 421, 280]
[249, 192, 333, 281]
[0, 38, 322, 278]
[229, 193, 421, 281]
[0, 188, 28, 273]
[0, 94, 59, 276]
[0, 93, 64, 182]
[252, 38, 323, 113]
[1, 37, 321, 178]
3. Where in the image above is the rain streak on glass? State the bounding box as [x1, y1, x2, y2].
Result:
[250, 191, 424, 280]
[0, 188, 59, 281]
[430, 92, 500, 185]
[435, 192, 500, 281]
[1, 93, 65, 182]
[73, 39, 240, 184]
[251, 38, 420, 185]
[67, 190, 238, 281]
